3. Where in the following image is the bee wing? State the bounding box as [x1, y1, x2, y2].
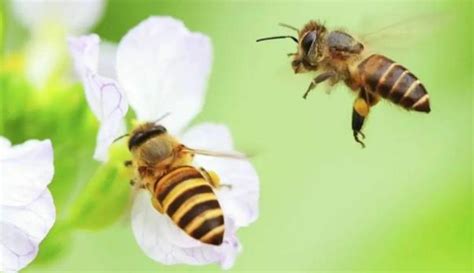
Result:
[355, 12, 452, 53]
[131, 190, 240, 269]
[184, 147, 248, 160]
[180, 123, 260, 227]
[116, 17, 212, 134]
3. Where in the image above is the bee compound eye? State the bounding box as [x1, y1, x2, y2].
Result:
[301, 31, 317, 55]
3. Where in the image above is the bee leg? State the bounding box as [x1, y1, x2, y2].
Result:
[199, 167, 232, 189]
[287, 53, 297, 57]
[151, 197, 164, 214]
[199, 167, 220, 188]
[124, 160, 132, 167]
[352, 94, 370, 148]
[352, 89, 381, 148]
[303, 71, 337, 99]
[129, 179, 146, 189]
[352, 112, 366, 148]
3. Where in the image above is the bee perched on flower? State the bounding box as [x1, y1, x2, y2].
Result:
[68, 17, 259, 269]
[0, 137, 56, 272]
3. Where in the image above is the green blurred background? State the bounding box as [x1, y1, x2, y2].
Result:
[1, 0, 472, 272]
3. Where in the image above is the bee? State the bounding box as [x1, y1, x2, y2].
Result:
[257, 21, 431, 147]
[123, 120, 241, 246]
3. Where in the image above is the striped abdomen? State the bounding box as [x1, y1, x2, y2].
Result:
[358, 54, 430, 113]
[153, 166, 224, 245]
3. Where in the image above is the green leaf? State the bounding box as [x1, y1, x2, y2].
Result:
[31, 221, 73, 266]
[67, 142, 132, 230]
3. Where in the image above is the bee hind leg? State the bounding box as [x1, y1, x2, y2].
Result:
[199, 167, 232, 189]
[352, 88, 381, 148]
[352, 96, 369, 148]
[151, 198, 164, 214]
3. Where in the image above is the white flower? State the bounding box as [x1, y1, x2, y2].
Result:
[11, 0, 105, 88]
[0, 137, 56, 272]
[68, 16, 259, 269]
[67, 34, 128, 161]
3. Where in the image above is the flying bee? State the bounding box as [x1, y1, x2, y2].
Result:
[257, 21, 431, 147]
[122, 120, 244, 246]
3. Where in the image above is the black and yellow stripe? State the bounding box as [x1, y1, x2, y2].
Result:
[358, 54, 430, 113]
[152, 166, 224, 245]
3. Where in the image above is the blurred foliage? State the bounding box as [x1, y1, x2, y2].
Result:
[34, 222, 73, 265]
[67, 142, 131, 230]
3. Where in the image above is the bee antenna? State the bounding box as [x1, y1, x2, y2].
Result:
[113, 133, 129, 143]
[153, 112, 171, 124]
[256, 35, 298, 43]
[278, 23, 299, 32]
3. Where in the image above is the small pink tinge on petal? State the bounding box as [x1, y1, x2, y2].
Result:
[89, 75, 128, 161]
[68, 34, 100, 77]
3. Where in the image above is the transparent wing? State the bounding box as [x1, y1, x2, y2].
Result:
[353, 12, 453, 54]
[180, 123, 260, 227]
[183, 147, 247, 160]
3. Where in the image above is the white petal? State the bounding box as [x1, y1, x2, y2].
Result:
[0, 137, 12, 153]
[131, 191, 240, 268]
[116, 16, 212, 133]
[12, 0, 105, 34]
[98, 42, 119, 79]
[68, 35, 100, 117]
[85, 74, 128, 161]
[0, 139, 54, 207]
[0, 190, 55, 272]
[68, 35, 129, 161]
[180, 124, 260, 227]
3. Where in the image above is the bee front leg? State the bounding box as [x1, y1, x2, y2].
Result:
[129, 179, 145, 189]
[303, 71, 337, 99]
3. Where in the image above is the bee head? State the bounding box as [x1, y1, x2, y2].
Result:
[256, 21, 326, 73]
[128, 123, 167, 151]
[294, 21, 326, 70]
